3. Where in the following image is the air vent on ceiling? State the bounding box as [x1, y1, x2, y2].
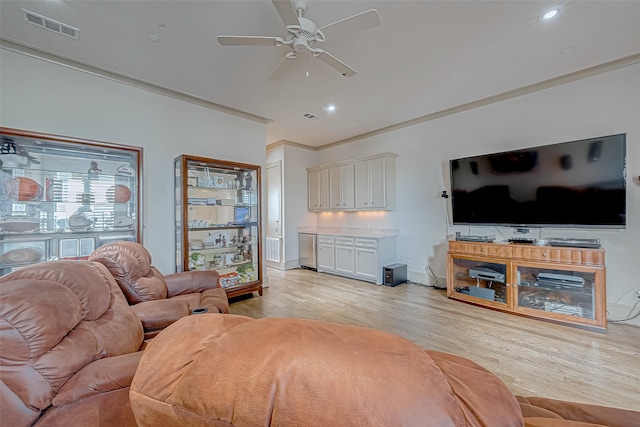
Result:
[303, 113, 319, 120]
[22, 9, 79, 40]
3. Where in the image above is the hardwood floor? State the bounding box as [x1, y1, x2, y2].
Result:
[229, 268, 640, 411]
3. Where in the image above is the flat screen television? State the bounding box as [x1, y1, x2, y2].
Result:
[449, 134, 626, 229]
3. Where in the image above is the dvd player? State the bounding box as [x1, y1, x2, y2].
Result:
[547, 237, 601, 249]
[536, 272, 585, 288]
[508, 238, 536, 244]
[469, 267, 505, 283]
[455, 234, 495, 242]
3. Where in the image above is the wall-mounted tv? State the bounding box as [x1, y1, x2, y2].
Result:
[449, 134, 626, 229]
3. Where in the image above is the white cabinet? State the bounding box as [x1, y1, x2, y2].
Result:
[355, 154, 396, 210]
[316, 233, 396, 284]
[334, 236, 355, 274]
[329, 164, 355, 210]
[354, 239, 378, 282]
[308, 153, 396, 212]
[317, 235, 336, 271]
[308, 169, 329, 211]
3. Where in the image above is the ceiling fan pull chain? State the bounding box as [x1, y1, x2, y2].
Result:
[306, 52, 310, 77]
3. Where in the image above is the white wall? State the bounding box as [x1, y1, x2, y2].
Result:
[0, 48, 267, 274]
[312, 63, 640, 323]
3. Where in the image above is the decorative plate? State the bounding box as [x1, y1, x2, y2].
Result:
[0, 216, 39, 233]
[1, 248, 43, 264]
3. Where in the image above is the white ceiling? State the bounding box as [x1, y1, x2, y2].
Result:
[1, 1, 639, 148]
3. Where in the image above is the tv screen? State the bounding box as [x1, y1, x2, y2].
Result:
[450, 134, 626, 228]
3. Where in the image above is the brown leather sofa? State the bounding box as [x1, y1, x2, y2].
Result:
[89, 241, 229, 339]
[131, 314, 640, 427]
[0, 260, 143, 427]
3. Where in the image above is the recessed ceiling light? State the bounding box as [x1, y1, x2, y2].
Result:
[540, 7, 560, 21]
[325, 105, 336, 112]
[148, 34, 159, 42]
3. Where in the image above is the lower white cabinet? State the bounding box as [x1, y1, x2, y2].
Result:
[335, 237, 355, 274]
[317, 234, 396, 284]
[317, 235, 336, 271]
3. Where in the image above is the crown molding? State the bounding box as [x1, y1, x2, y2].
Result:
[0, 38, 271, 125]
[320, 52, 640, 150]
[267, 139, 318, 152]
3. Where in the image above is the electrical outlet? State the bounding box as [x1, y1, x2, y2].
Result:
[364, 222, 369, 228]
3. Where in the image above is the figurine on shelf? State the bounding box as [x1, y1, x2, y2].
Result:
[242, 172, 252, 190]
[234, 173, 243, 190]
[88, 161, 102, 179]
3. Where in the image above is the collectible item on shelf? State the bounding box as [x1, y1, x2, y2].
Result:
[0, 138, 40, 169]
[242, 172, 252, 189]
[1, 247, 43, 264]
[106, 184, 132, 203]
[113, 216, 135, 228]
[4, 177, 44, 201]
[115, 164, 135, 178]
[68, 209, 94, 231]
[88, 161, 102, 178]
[0, 215, 40, 233]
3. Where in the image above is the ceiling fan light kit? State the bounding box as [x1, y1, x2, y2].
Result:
[217, 0, 380, 80]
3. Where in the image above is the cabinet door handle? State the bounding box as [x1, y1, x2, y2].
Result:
[542, 252, 547, 257]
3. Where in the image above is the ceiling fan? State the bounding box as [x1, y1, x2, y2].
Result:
[217, 0, 380, 80]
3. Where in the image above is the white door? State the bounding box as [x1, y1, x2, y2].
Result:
[266, 161, 282, 266]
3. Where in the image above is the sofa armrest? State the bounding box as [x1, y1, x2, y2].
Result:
[164, 270, 220, 297]
[53, 352, 143, 406]
[132, 299, 190, 331]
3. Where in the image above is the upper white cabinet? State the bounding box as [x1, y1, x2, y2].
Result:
[308, 153, 396, 212]
[308, 168, 329, 211]
[329, 164, 355, 210]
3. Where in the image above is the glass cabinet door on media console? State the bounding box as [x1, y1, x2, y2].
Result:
[514, 263, 603, 325]
[175, 155, 262, 298]
[1, 128, 141, 275]
[449, 256, 510, 310]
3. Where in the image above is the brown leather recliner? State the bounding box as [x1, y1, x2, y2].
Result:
[130, 314, 640, 427]
[0, 260, 144, 427]
[89, 241, 229, 339]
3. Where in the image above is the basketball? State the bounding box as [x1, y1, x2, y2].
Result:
[3, 177, 43, 201]
[106, 184, 132, 203]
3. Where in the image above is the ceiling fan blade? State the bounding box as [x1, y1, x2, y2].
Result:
[269, 53, 296, 81]
[217, 36, 283, 46]
[314, 50, 356, 77]
[318, 9, 380, 40]
[272, 0, 300, 26]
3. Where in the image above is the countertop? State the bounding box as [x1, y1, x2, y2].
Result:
[297, 227, 398, 238]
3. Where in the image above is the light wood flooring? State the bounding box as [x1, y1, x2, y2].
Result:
[229, 268, 640, 411]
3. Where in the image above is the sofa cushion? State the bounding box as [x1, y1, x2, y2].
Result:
[130, 314, 524, 426]
[89, 242, 168, 303]
[53, 352, 143, 405]
[35, 388, 137, 427]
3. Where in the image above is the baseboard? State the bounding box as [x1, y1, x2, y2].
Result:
[607, 303, 640, 327]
